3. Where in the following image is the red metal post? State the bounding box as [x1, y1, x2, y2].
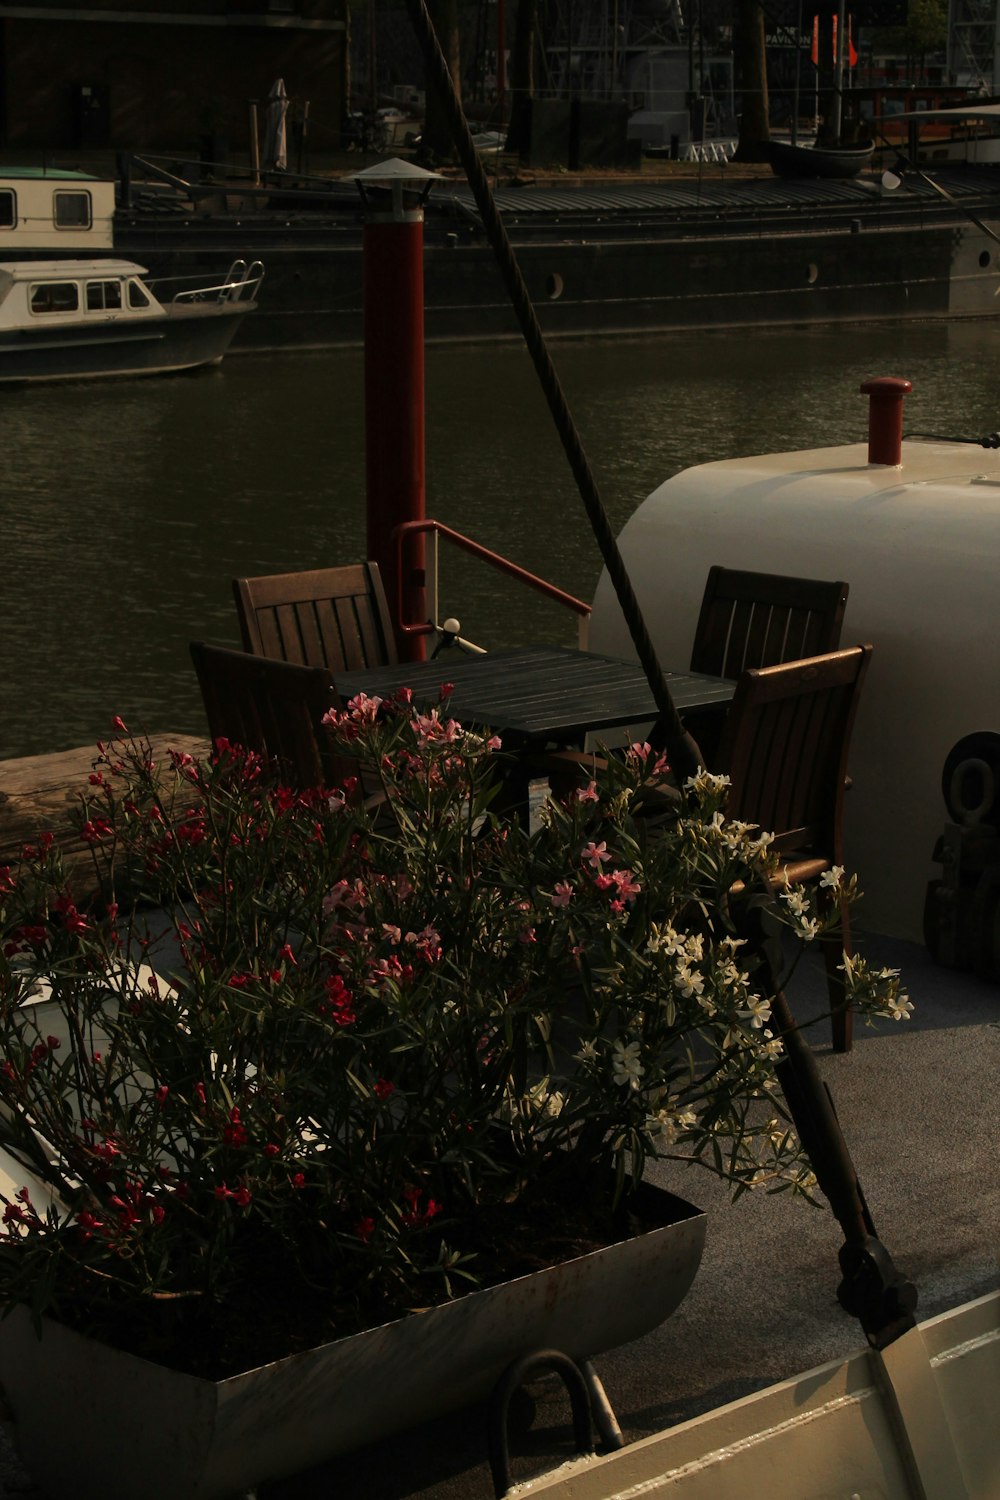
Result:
[860, 376, 912, 466]
[362, 174, 428, 662]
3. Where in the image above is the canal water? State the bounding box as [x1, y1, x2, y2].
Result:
[3, 318, 998, 761]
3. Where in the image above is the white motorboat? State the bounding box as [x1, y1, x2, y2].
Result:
[0, 255, 262, 383]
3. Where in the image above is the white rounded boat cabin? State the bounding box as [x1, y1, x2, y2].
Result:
[0, 259, 162, 329]
[589, 381, 1000, 947]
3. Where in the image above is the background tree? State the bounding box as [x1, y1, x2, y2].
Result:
[506, 0, 538, 154]
[871, 0, 947, 79]
[419, 0, 463, 159]
[732, 0, 770, 158]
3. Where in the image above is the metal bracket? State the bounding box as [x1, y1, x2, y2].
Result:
[488, 1349, 624, 1499]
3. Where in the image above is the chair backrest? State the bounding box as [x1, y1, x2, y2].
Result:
[715, 645, 872, 862]
[690, 567, 849, 679]
[232, 562, 398, 672]
[190, 641, 341, 789]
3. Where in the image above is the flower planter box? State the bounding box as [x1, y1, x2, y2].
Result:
[0, 1181, 705, 1500]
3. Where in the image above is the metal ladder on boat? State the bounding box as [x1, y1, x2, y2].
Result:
[220, 259, 265, 302]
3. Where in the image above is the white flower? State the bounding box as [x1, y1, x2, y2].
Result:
[741, 994, 772, 1029]
[780, 886, 811, 917]
[611, 1039, 645, 1090]
[674, 962, 704, 998]
[683, 770, 732, 795]
[886, 993, 914, 1021]
[819, 865, 846, 890]
[645, 1104, 697, 1144]
[575, 1039, 599, 1065]
[647, 923, 684, 956]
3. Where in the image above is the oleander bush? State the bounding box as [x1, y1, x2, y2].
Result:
[0, 692, 908, 1377]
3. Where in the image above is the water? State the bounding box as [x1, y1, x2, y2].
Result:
[3, 319, 998, 761]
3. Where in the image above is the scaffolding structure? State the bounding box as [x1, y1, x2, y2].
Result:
[947, 0, 997, 91]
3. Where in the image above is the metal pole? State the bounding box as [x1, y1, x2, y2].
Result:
[248, 101, 260, 186]
[792, 0, 802, 146]
[362, 181, 428, 662]
[829, 0, 846, 143]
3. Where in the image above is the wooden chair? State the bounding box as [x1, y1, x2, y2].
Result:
[232, 562, 397, 673]
[690, 566, 849, 678]
[685, 566, 850, 765]
[190, 642, 343, 790]
[715, 644, 873, 1054]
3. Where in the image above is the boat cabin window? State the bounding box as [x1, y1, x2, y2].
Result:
[0, 191, 14, 229]
[85, 280, 122, 311]
[127, 280, 151, 309]
[53, 191, 92, 230]
[30, 281, 80, 314]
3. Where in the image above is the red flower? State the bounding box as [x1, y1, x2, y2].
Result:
[223, 1108, 248, 1148]
[374, 1078, 395, 1101]
[321, 973, 356, 1026]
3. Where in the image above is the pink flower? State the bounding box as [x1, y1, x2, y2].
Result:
[582, 840, 612, 868]
[573, 781, 600, 803]
[611, 869, 642, 902]
[345, 692, 383, 723]
[551, 882, 574, 907]
[374, 1078, 395, 1100]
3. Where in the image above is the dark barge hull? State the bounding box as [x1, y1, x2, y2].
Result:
[115, 165, 1000, 351]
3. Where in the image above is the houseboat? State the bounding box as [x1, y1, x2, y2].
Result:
[0, 167, 261, 379]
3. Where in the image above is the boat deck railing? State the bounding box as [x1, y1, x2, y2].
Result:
[146, 259, 265, 306]
[393, 518, 591, 654]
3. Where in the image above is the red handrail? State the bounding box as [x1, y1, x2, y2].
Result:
[393, 518, 591, 637]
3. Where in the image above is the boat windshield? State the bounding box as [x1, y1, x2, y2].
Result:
[127, 280, 151, 309]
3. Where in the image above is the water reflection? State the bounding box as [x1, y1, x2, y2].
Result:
[2, 321, 996, 759]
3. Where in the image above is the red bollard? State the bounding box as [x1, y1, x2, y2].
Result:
[356, 162, 441, 662]
[860, 376, 913, 466]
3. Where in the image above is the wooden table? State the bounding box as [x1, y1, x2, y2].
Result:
[336, 644, 734, 746]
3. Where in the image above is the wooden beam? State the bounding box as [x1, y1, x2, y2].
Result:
[0, 736, 209, 891]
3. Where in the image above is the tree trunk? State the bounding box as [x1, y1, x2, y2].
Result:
[506, 0, 539, 156]
[732, 0, 770, 162]
[420, 0, 462, 162]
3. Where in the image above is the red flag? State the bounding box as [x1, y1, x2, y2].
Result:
[848, 16, 858, 66]
[811, 14, 819, 65]
[832, 14, 837, 60]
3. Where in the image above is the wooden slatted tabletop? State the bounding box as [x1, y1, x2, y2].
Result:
[336, 645, 734, 744]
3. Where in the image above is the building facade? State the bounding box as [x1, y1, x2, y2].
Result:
[0, 0, 348, 155]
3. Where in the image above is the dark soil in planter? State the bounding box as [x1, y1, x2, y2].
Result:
[51, 1173, 688, 1381]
